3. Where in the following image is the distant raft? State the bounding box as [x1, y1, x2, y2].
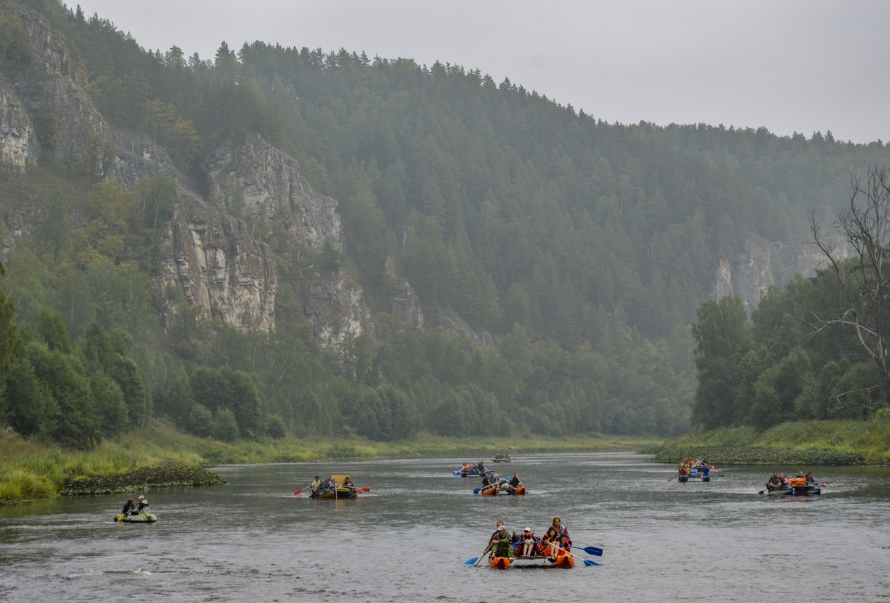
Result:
[310, 474, 358, 499]
[114, 513, 157, 523]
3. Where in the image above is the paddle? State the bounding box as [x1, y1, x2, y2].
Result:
[114, 514, 125, 521]
[668, 473, 678, 482]
[549, 542, 598, 567]
[464, 543, 492, 566]
[574, 545, 604, 557]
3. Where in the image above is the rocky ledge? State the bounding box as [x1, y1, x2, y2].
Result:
[61, 462, 227, 496]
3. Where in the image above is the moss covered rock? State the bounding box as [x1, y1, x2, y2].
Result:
[61, 461, 226, 496]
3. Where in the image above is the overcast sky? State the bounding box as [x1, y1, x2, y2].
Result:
[64, 0, 890, 144]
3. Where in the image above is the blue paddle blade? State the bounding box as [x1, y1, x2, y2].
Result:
[453, 470, 461, 475]
[464, 557, 478, 565]
[579, 546, 603, 556]
[583, 559, 599, 567]
[473, 488, 481, 494]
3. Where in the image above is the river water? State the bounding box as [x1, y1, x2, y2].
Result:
[2, 452, 889, 602]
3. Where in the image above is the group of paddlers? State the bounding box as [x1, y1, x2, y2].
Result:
[487, 517, 571, 561]
[460, 461, 490, 475]
[765, 471, 817, 491]
[308, 475, 355, 494]
[492, 454, 511, 462]
[119, 495, 151, 517]
[481, 472, 523, 493]
[676, 458, 715, 480]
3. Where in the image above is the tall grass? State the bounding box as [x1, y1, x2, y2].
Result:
[661, 419, 890, 464]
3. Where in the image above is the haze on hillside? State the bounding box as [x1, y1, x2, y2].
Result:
[64, 0, 890, 144]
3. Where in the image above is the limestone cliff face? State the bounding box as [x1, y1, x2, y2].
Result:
[157, 192, 277, 331]
[712, 236, 845, 313]
[0, 78, 38, 174]
[385, 254, 424, 330]
[0, 1, 186, 190]
[301, 267, 373, 346]
[203, 134, 340, 250]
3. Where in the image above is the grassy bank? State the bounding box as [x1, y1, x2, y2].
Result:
[0, 420, 658, 504]
[654, 419, 890, 466]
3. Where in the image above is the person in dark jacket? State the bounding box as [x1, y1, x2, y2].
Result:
[120, 498, 136, 516]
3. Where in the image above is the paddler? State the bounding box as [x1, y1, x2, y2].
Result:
[135, 495, 151, 515]
[548, 517, 571, 557]
[490, 525, 514, 559]
[120, 498, 136, 517]
[766, 472, 782, 491]
[805, 472, 816, 485]
[519, 527, 537, 557]
[309, 476, 322, 494]
[509, 473, 522, 489]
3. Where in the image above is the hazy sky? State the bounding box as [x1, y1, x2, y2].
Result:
[64, 1, 890, 144]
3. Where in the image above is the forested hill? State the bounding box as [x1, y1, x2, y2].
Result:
[1, 0, 889, 448]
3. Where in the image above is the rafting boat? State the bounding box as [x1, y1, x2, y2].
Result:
[454, 468, 492, 477]
[114, 513, 157, 523]
[310, 474, 358, 499]
[478, 486, 527, 496]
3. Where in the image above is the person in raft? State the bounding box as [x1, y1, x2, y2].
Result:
[481, 472, 495, 489]
[805, 472, 817, 485]
[135, 495, 151, 515]
[490, 525, 514, 559]
[309, 476, 322, 494]
[547, 517, 571, 559]
[120, 498, 136, 516]
[766, 472, 782, 491]
[343, 477, 355, 489]
[496, 476, 514, 493]
[518, 527, 537, 557]
[509, 473, 522, 489]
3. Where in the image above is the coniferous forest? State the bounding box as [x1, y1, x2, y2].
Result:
[2, 0, 890, 450]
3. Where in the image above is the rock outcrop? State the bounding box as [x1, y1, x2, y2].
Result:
[0, 77, 38, 174]
[0, 1, 188, 190]
[156, 192, 277, 331]
[712, 235, 846, 313]
[301, 266, 373, 346]
[203, 134, 340, 249]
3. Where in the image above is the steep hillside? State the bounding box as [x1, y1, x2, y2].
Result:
[1, 0, 889, 446]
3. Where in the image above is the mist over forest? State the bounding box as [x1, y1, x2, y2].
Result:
[2, 0, 889, 449]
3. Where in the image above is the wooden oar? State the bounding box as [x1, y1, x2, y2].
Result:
[668, 473, 678, 482]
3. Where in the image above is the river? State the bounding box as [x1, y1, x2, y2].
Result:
[2, 452, 889, 602]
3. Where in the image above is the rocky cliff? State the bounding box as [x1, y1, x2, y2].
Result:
[156, 192, 277, 331]
[203, 133, 341, 250]
[202, 133, 376, 344]
[0, 1, 186, 189]
[712, 235, 845, 313]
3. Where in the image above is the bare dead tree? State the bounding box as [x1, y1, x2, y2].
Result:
[811, 164, 890, 405]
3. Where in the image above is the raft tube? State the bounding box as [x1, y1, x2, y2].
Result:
[489, 556, 511, 569]
[114, 514, 157, 523]
[310, 488, 358, 499]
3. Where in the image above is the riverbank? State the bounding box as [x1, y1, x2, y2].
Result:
[653, 419, 890, 466]
[0, 420, 658, 504]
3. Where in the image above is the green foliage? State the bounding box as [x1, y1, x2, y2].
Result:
[265, 415, 287, 439]
[187, 403, 213, 438]
[0, 13, 34, 71]
[190, 367, 264, 438]
[691, 296, 751, 430]
[211, 407, 240, 442]
[0, 261, 20, 388]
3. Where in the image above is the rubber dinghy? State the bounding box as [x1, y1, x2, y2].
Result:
[114, 514, 157, 523]
[310, 474, 358, 499]
[478, 486, 527, 496]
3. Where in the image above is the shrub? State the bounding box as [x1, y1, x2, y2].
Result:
[211, 408, 239, 442]
[265, 415, 287, 439]
[186, 403, 212, 438]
